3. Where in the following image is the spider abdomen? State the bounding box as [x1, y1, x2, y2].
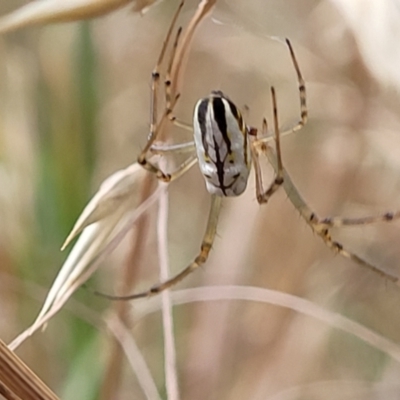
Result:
[193, 91, 251, 197]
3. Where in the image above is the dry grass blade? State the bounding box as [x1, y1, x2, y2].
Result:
[9, 163, 161, 350]
[0, 338, 59, 400]
[61, 163, 146, 250]
[105, 315, 162, 400]
[0, 0, 158, 34]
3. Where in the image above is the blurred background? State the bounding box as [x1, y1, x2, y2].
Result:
[2, 0, 400, 398]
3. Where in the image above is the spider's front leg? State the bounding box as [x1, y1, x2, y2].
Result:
[251, 87, 284, 204]
[254, 38, 307, 147]
[137, 0, 194, 183]
[251, 38, 307, 202]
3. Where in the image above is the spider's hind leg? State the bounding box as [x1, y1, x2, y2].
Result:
[262, 142, 399, 283]
[95, 195, 223, 300]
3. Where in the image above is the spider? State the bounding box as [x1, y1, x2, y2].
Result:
[102, 0, 400, 300]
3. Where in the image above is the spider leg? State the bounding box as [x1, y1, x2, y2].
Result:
[96, 195, 223, 300]
[151, 140, 195, 155]
[137, 1, 198, 181]
[263, 144, 399, 283]
[138, 1, 185, 177]
[251, 87, 284, 203]
[255, 38, 307, 146]
[147, 139, 197, 182]
[163, 17, 193, 131]
[159, 153, 198, 183]
[318, 212, 400, 228]
[281, 38, 308, 136]
[168, 116, 193, 131]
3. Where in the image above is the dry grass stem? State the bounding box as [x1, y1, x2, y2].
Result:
[0, 338, 59, 400]
[135, 285, 400, 363]
[0, 0, 158, 34]
[157, 186, 180, 400]
[105, 314, 162, 400]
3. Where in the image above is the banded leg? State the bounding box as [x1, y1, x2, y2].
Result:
[280, 38, 308, 137]
[252, 87, 284, 203]
[318, 212, 400, 228]
[255, 38, 307, 147]
[96, 195, 223, 300]
[262, 144, 399, 283]
[137, 1, 185, 178]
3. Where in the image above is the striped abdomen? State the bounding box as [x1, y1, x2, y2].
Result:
[193, 91, 251, 197]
